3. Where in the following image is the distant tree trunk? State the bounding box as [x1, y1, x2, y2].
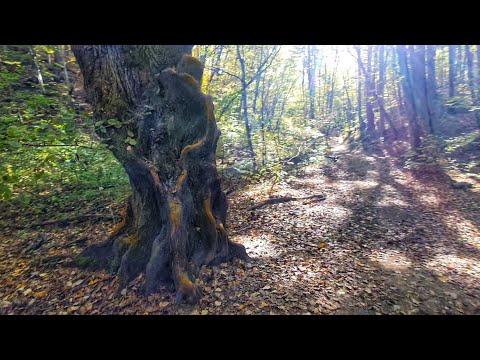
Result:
[397, 45, 421, 149]
[356, 47, 365, 138]
[477, 45, 480, 95]
[307, 46, 316, 119]
[365, 46, 376, 136]
[466, 45, 475, 101]
[449, 45, 457, 97]
[260, 74, 267, 167]
[426, 45, 439, 133]
[475, 45, 480, 127]
[236, 45, 257, 169]
[61, 45, 70, 88]
[377, 45, 386, 137]
[72, 45, 248, 304]
[29, 46, 45, 93]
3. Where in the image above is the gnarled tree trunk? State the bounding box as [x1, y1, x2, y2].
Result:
[72, 45, 249, 304]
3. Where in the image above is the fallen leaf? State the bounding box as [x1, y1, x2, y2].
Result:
[34, 291, 47, 298]
[215, 301, 222, 306]
[23, 288, 32, 296]
[201, 309, 209, 315]
[88, 279, 102, 286]
[439, 277, 448, 283]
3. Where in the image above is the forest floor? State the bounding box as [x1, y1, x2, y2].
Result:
[1, 139, 480, 315]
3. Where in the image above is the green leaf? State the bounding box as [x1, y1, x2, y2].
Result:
[128, 139, 137, 146]
[127, 131, 134, 137]
[6, 126, 18, 137]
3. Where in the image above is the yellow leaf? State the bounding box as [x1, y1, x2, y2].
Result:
[34, 291, 48, 298]
[439, 277, 448, 283]
[88, 279, 102, 286]
[239, 304, 246, 310]
[319, 243, 327, 249]
[201, 309, 209, 315]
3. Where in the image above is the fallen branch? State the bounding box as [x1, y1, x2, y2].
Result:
[1, 214, 112, 230]
[247, 194, 326, 211]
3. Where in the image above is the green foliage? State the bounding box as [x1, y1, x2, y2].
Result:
[0, 46, 129, 208]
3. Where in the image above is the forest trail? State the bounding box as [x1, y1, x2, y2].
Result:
[1, 139, 480, 314]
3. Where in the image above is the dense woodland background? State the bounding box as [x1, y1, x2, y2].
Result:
[1, 45, 479, 314]
[1, 45, 479, 207]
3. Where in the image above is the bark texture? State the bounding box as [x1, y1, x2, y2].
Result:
[72, 45, 249, 303]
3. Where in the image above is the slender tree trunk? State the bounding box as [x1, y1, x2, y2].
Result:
[356, 47, 365, 138]
[307, 46, 316, 119]
[365, 46, 376, 136]
[426, 45, 439, 132]
[477, 45, 480, 97]
[62, 45, 70, 88]
[449, 45, 457, 97]
[236, 46, 257, 169]
[397, 45, 421, 149]
[29, 46, 45, 93]
[466, 45, 475, 102]
[72, 45, 248, 304]
[377, 45, 386, 138]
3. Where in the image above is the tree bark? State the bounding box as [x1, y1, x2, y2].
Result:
[72, 45, 249, 304]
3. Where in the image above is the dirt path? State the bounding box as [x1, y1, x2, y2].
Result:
[1, 142, 480, 314]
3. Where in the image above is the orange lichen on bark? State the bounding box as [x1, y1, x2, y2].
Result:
[177, 273, 194, 291]
[173, 170, 187, 194]
[109, 203, 129, 237]
[150, 168, 161, 186]
[125, 233, 139, 247]
[168, 198, 182, 229]
[203, 195, 216, 225]
[216, 222, 226, 236]
[205, 96, 215, 122]
[180, 137, 205, 160]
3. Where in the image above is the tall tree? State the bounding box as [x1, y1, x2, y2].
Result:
[72, 45, 249, 304]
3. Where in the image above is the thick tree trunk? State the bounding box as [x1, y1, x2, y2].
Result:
[410, 45, 434, 134]
[72, 45, 249, 304]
